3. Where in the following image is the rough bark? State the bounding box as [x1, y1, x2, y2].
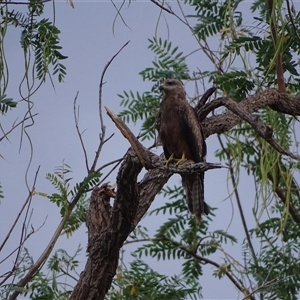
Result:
[200, 88, 299, 138]
[70, 150, 142, 300]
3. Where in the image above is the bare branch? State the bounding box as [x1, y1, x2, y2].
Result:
[8, 171, 90, 300]
[0, 113, 38, 143]
[0, 217, 46, 286]
[195, 86, 216, 115]
[97, 157, 124, 172]
[0, 167, 40, 253]
[99, 159, 123, 185]
[2, 0, 50, 4]
[90, 41, 130, 173]
[73, 91, 89, 172]
[150, 0, 174, 14]
[105, 106, 148, 167]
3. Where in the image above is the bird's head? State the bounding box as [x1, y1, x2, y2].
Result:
[159, 79, 183, 93]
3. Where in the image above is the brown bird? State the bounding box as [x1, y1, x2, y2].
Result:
[157, 78, 209, 221]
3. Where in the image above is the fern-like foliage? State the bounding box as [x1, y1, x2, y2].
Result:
[46, 172, 70, 210]
[191, 0, 243, 40]
[46, 163, 101, 237]
[214, 70, 255, 101]
[48, 246, 81, 273]
[248, 218, 300, 300]
[133, 184, 236, 282]
[222, 36, 264, 58]
[118, 37, 190, 140]
[0, 9, 28, 27]
[69, 172, 101, 199]
[118, 91, 158, 140]
[31, 18, 67, 82]
[61, 194, 88, 237]
[110, 259, 202, 300]
[141, 37, 190, 81]
[7, 247, 78, 300]
[0, 94, 17, 114]
[1, 3, 67, 83]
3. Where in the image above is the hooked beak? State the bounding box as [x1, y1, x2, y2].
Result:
[159, 83, 165, 91]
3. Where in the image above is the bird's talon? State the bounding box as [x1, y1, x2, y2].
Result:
[175, 153, 186, 166]
[165, 153, 175, 167]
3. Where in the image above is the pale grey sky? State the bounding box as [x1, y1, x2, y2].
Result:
[0, 1, 279, 299]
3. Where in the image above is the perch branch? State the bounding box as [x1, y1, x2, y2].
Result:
[105, 106, 148, 167]
[105, 106, 224, 174]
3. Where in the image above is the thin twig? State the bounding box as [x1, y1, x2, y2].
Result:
[73, 91, 89, 172]
[8, 211, 73, 300]
[111, 0, 132, 34]
[2, 0, 50, 4]
[59, 267, 78, 282]
[90, 40, 130, 173]
[97, 157, 124, 172]
[195, 87, 216, 114]
[286, 0, 300, 43]
[8, 174, 89, 300]
[103, 133, 115, 144]
[0, 113, 38, 142]
[174, 0, 221, 69]
[99, 159, 123, 185]
[242, 278, 278, 300]
[150, 0, 174, 14]
[0, 167, 40, 253]
[5, 167, 40, 293]
[0, 217, 47, 286]
[0, 217, 46, 265]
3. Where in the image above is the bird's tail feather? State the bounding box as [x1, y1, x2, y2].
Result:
[182, 172, 208, 221]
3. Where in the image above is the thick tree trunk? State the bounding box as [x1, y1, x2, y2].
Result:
[70, 150, 141, 300]
[69, 149, 171, 300]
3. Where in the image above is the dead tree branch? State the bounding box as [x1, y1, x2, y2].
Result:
[105, 106, 223, 174]
[90, 41, 130, 173]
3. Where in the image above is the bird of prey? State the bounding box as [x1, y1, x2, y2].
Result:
[157, 78, 209, 221]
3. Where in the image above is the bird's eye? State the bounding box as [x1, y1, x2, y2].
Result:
[167, 81, 174, 85]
